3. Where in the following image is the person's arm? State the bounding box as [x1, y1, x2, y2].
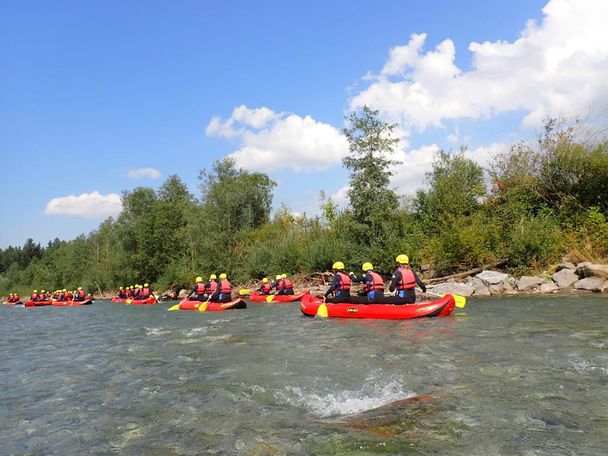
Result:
[210, 282, 220, 299]
[413, 271, 426, 293]
[388, 271, 401, 293]
[350, 273, 364, 283]
[324, 275, 340, 297]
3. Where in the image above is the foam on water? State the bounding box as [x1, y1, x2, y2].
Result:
[144, 327, 170, 336]
[183, 327, 207, 337]
[274, 378, 415, 417]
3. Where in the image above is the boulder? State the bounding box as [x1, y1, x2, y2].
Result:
[575, 262, 608, 279]
[538, 282, 559, 294]
[428, 282, 475, 297]
[555, 262, 576, 272]
[488, 282, 504, 295]
[178, 288, 189, 299]
[476, 270, 509, 286]
[573, 278, 607, 292]
[517, 276, 547, 292]
[552, 269, 579, 288]
[470, 277, 491, 296]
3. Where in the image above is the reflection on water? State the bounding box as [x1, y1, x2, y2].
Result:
[1, 296, 607, 455]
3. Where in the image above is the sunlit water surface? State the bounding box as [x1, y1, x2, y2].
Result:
[1, 296, 607, 455]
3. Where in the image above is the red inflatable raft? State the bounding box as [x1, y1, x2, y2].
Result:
[177, 297, 247, 312]
[249, 290, 309, 303]
[52, 299, 93, 306]
[3, 301, 23, 306]
[112, 297, 157, 304]
[300, 293, 455, 319]
[24, 300, 53, 307]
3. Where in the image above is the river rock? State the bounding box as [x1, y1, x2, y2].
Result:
[476, 270, 509, 285]
[538, 282, 559, 293]
[178, 288, 189, 299]
[470, 277, 491, 296]
[428, 282, 475, 297]
[517, 276, 546, 291]
[488, 282, 504, 295]
[573, 278, 607, 292]
[552, 268, 579, 288]
[575, 262, 608, 279]
[555, 262, 576, 272]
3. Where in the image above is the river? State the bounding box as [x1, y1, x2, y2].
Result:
[1, 296, 607, 455]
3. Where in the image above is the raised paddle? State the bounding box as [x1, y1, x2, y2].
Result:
[423, 290, 467, 308]
[239, 289, 251, 296]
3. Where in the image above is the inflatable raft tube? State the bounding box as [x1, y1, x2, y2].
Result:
[52, 299, 93, 306]
[300, 293, 455, 319]
[178, 297, 247, 312]
[249, 290, 309, 303]
[24, 300, 53, 307]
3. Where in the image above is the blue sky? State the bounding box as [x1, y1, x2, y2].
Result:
[2, 0, 606, 248]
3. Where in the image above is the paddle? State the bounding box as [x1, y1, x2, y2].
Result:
[239, 289, 250, 296]
[197, 296, 211, 313]
[423, 290, 467, 308]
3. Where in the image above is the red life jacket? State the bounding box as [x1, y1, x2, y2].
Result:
[141, 287, 150, 298]
[365, 271, 384, 292]
[127, 289, 133, 297]
[207, 281, 218, 294]
[220, 279, 232, 294]
[66, 292, 73, 299]
[78, 290, 85, 298]
[195, 282, 206, 294]
[282, 278, 293, 289]
[261, 283, 272, 294]
[336, 272, 351, 291]
[133, 289, 140, 297]
[276, 279, 284, 290]
[31, 293, 38, 300]
[397, 267, 416, 290]
[13, 295, 19, 301]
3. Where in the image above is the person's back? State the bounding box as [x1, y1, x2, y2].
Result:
[388, 255, 426, 304]
[281, 274, 294, 295]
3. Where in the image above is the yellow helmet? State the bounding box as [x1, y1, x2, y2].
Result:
[41, 289, 45, 293]
[9, 293, 13, 296]
[119, 286, 123, 290]
[262, 278, 268, 283]
[196, 276, 203, 282]
[362, 262, 373, 271]
[209, 274, 217, 280]
[219, 273, 227, 280]
[63, 289, 67, 292]
[138, 284, 143, 288]
[281, 273, 287, 278]
[276, 274, 282, 280]
[144, 283, 149, 287]
[34, 290, 38, 293]
[78, 287, 82, 290]
[332, 261, 345, 270]
[396, 254, 409, 265]
[130, 286, 134, 289]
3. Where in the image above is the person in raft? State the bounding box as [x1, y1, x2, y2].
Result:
[140, 283, 152, 300]
[258, 278, 272, 295]
[206, 274, 218, 298]
[388, 254, 427, 304]
[30, 290, 40, 302]
[209, 273, 232, 303]
[272, 274, 283, 294]
[189, 276, 207, 301]
[279, 273, 294, 295]
[73, 287, 86, 302]
[324, 261, 352, 303]
[117, 287, 128, 299]
[349, 263, 385, 304]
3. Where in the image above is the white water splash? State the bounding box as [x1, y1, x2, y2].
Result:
[144, 327, 170, 336]
[183, 327, 207, 337]
[274, 379, 415, 417]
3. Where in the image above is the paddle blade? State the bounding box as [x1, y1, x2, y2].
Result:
[167, 304, 180, 311]
[198, 302, 208, 313]
[126, 299, 133, 304]
[316, 303, 328, 318]
[453, 294, 467, 308]
[265, 295, 274, 302]
[239, 289, 250, 296]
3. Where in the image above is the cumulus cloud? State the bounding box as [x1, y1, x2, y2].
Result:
[351, 0, 608, 130]
[45, 191, 123, 219]
[127, 167, 161, 179]
[206, 105, 349, 173]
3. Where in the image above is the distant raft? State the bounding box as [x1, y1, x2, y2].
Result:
[300, 293, 456, 319]
[24, 300, 53, 307]
[112, 297, 157, 304]
[249, 290, 309, 303]
[51, 299, 93, 306]
[177, 297, 247, 312]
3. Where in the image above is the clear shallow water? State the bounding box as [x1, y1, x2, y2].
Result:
[1, 296, 607, 455]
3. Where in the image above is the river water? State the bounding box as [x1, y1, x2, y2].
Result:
[1, 296, 607, 455]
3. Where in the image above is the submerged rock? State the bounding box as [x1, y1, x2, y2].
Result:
[552, 269, 579, 288]
[573, 278, 607, 292]
[517, 276, 547, 292]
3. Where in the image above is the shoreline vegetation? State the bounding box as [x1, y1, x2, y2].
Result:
[1, 109, 607, 300]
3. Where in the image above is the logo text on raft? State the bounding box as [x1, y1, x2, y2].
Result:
[347, 308, 359, 313]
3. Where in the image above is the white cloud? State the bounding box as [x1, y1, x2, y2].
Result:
[45, 191, 122, 219]
[206, 105, 349, 173]
[351, 0, 608, 131]
[127, 167, 161, 179]
[330, 185, 350, 207]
